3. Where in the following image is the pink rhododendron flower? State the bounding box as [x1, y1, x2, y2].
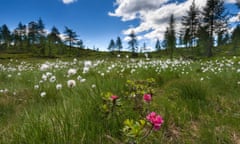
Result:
[111, 95, 118, 101]
[143, 94, 152, 102]
[146, 112, 164, 130]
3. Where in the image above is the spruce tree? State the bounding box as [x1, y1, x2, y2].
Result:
[64, 26, 77, 52]
[108, 39, 115, 53]
[0, 24, 11, 49]
[116, 36, 123, 53]
[128, 30, 138, 57]
[155, 39, 161, 51]
[181, 0, 200, 52]
[201, 0, 226, 57]
[165, 14, 176, 59]
[231, 24, 240, 54]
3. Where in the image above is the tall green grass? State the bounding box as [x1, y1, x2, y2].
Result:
[0, 57, 240, 143]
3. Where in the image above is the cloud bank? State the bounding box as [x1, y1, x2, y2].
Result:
[62, 0, 77, 4]
[109, 0, 239, 42]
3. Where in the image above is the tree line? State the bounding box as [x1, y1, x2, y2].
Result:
[107, 0, 240, 58]
[0, 18, 84, 57]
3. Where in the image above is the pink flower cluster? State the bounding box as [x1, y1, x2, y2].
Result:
[111, 95, 119, 101]
[146, 112, 164, 130]
[143, 94, 152, 102]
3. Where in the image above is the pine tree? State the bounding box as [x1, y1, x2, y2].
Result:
[37, 18, 46, 55]
[128, 30, 138, 56]
[155, 39, 161, 51]
[0, 24, 11, 49]
[13, 22, 27, 50]
[231, 24, 240, 54]
[116, 36, 123, 52]
[201, 0, 227, 57]
[165, 14, 176, 59]
[64, 26, 77, 52]
[108, 39, 115, 53]
[181, 0, 200, 52]
[47, 26, 62, 56]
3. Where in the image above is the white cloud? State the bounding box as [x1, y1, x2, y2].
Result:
[229, 12, 240, 23]
[225, 0, 237, 3]
[109, 0, 238, 43]
[62, 0, 77, 4]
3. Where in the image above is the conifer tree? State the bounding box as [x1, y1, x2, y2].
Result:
[116, 36, 123, 52]
[128, 30, 138, 56]
[0, 24, 11, 49]
[201, 0, 227, 57]
[155, 39, 161, 51]
[231, 24, 240, 54]
[108, 39, 115, 53]
[64, 26, 77, 52]
[165, 14, 176, 59]
[181, 0, 200, 52]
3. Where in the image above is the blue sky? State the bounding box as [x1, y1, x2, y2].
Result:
[0, 0, 239, 51]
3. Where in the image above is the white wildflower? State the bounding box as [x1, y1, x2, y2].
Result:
[56, 84, 62, 90]
[101, 73, 105, 76]
[77, 75, 82, 81]
[40, 64, 49, 71]
[91, 84, 96, 88]
[42, 74, 47, 81]
[68, 68, 77, 76]
[34, 85, 39, 89]
[40, 92, 46, 97]
[67, 80, 76, 88]
[84, 61, 92, 68]
[80, 78, 86, 83]
[49, 76, 56, 83]
[83, 67, 89, 74]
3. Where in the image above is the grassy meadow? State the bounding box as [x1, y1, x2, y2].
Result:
[0, 56, 240, 143]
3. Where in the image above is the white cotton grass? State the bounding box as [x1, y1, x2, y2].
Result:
[42, 74, 48, 81]
[83, 66, 90, 74]
[68, 68, 77, 76]
[91, 84, 96, 88]
[40, 92, 46, 97]
[67, 80, 76, 88]
[49, 76, 56, 83]
[56, 84, 62, 90]
[34, 85, 40, 89]
[40, 64, 50, 71]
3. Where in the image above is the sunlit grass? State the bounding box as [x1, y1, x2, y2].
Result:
[0, 56, 240, 143]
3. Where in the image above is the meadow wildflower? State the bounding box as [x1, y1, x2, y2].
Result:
[67, 80, 76, 88]
[143, 94, 152, 102]
[77, 75, 82, 81]
[91, 84, 96, 88]
[34, 85, 39, 89]
[42, 74, 47, 81]
[83, 67, 89, 74]
[40, 92, 46, 97]
[40, 64, 49, 71]
[56, 84, 62, 90]
[49, 76, 56, 83]
[146, 112, 164, 130]
[101, 73, 105, 76]
[84, 60, 92, 68]
[68, 68, 77, 76]
[80, 78, 86, 83]
[111, 95, 118, 101]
